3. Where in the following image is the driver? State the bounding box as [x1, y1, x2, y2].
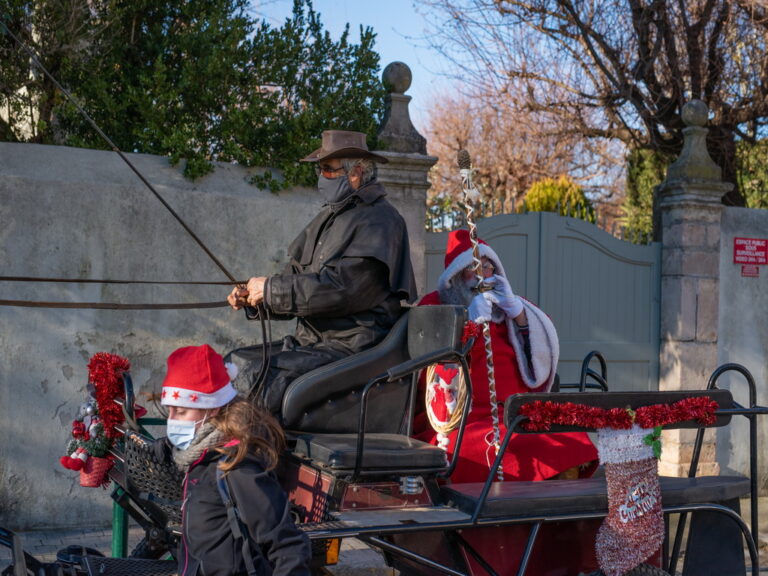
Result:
[227, 130, 416, 418]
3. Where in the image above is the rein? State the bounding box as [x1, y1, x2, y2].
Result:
[0, 22, 258, 315]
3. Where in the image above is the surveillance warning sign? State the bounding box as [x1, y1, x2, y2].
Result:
[734, 237, 767, 277]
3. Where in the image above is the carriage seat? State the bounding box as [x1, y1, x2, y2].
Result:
[292, 433, 448, 471]
[282, 305, 468, 434]
[439, 388, 752, 576]
[442, 474, 749, 519]
[281, 310, 411, 434]
[285, 305, 469, 477]
[445, 389, 746, 519]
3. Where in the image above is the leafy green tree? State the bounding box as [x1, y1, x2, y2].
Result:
[524, 176, 595, 222]
[736, 141, 768, 210]
[622, 143, 768, 243]
[621, 148, 672, 243]
[0, 0, 385, 186]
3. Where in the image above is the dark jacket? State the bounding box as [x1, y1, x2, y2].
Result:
[265, 179, 416, 354]
[179, 450, 310, 576]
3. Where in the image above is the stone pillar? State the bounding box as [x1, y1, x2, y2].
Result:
[374, 61, 437, 297]
[656, 100, 733, 477]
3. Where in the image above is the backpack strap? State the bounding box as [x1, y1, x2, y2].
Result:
[216, 466, 259, 576]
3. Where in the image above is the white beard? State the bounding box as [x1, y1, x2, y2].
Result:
[438, 278, 476, 306]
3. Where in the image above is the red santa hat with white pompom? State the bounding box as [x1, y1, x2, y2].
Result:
[438, 229, 507, 292]
[161, 344, 239, 409]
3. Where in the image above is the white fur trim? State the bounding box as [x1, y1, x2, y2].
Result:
[597, 426, 655, 463]
[506, 299, 559, 391]
[438, 245, 507, 292]
[225, 362, 239, 381]
[161, 382, 237, 409]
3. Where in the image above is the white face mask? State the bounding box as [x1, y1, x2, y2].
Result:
[166, 416, 206, 450]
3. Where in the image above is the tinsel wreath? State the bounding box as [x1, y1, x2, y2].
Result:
[87, 352, 130, 440]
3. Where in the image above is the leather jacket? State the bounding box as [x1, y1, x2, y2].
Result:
[265, 179, 416, 354]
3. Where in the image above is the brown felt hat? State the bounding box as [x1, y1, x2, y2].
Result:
[301, 130, 388, 164]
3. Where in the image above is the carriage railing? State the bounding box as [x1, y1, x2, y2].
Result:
[467, 374, 768, 576]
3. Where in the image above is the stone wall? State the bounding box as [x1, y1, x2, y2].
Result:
[656, 100, 766, 482]
[0, 143, 317, 528]
[716, 207, 768, 488]
[0, 62, 434, 529]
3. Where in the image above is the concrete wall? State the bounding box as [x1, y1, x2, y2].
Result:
[0, 141, 426, 529]
[716, 207, 768, 487]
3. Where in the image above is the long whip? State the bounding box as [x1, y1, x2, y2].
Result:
[457, 150, 504, 482]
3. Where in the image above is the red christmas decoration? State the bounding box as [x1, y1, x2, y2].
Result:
[60, 352, 139, 488]
[518, 396, 718, 432]
[87, 352, 131, 440]
[462, 320, 482, 345]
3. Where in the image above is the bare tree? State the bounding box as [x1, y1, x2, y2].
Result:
[419, 0, 768, 206]
[424, 83, 624, 225]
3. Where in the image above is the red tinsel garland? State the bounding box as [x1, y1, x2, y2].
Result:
[518, 396, 718, 431]
[87, 352, 130, 440]
[462, 320, 482, 345]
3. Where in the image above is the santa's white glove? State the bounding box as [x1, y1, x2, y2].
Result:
[468, 293, 493, 323]
[484, 274, 523, 319]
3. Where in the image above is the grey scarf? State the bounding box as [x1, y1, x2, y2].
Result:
[171, 422, 227, 471]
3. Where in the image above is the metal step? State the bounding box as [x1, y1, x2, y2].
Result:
[82, 556, 176, 576]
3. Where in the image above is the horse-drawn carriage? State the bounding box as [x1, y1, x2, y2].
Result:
[2, 305, 766, 576]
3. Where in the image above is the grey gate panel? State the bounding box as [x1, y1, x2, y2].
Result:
[425, 212, 661, 391]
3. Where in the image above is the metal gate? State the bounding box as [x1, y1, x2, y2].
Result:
[426, 212, 662, 391]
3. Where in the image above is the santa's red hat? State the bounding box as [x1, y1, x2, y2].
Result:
[438, 229, 507, 291]
[161, 344, 238, 409]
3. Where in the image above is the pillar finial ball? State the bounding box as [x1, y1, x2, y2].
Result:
[382, 62, 412, 94]
[681, 100, 709, 127]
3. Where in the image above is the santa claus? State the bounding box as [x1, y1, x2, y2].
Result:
[414, 229, 598, 483]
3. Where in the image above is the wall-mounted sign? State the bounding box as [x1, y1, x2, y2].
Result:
[741, 265, 760, 278]
[734, 237, 767, 265]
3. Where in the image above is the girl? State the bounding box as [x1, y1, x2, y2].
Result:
[160, 344, 310, 576]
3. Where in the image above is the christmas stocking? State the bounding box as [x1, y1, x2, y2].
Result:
[595, 425, 664, 576]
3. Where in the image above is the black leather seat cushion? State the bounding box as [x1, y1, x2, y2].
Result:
[441, 475, 750, 519]
[292, 433, 448, 471]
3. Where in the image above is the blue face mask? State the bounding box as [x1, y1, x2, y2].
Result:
[167, 417, 205, 450]
[317, 174, 353, 205]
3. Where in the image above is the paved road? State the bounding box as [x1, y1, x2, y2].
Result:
[2, 509, 767, 575]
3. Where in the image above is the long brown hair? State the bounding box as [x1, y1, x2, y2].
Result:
[210, 396, 284, 473]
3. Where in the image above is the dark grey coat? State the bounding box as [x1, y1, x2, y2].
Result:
[179, 450, 310, 576]
[265, 179, 416, 353]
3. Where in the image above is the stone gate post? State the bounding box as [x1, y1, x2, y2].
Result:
[656, 100, 733, 476]
[374, 62, 437, 297]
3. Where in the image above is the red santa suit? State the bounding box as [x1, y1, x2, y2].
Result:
[414, 229, 598, 483]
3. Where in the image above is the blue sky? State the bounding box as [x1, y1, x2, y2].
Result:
[253, 0, 449, 132]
